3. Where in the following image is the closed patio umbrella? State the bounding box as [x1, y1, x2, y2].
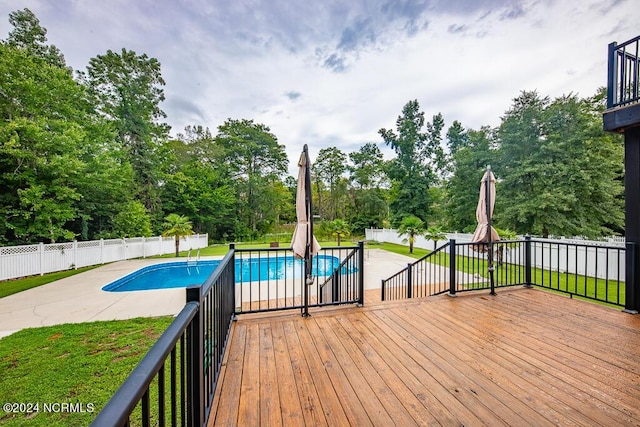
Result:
[290, 144, 320, 316]
[471, 166, 499, 293]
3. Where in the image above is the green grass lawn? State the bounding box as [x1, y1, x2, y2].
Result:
[0, 316, 174, 426]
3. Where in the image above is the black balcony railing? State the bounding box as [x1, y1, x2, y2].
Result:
[91, 242, 364, 425]
[234, 242, 364, 314]
[91, 249, 237, 427]
[382, 237, 626, 308]
[607, 35, 640, 109]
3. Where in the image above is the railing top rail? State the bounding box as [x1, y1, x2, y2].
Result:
[527, 238, 624, 249]
[90, 301, 199, 427]
[201, 248, 235, 297]
[612, 34, 640, 50]
[410, 242, 450, 266]
[233, 244, 359, 253]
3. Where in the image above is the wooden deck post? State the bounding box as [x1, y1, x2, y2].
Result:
[624, 127, 640, 313]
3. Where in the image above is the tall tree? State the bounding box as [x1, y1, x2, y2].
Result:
[214, 119, 288, 237]
[445, 126, 496, 232]
[80, 48, 169, 212]
[313, 147, 347, 220]
[379, 100, 443, 226]
[348, 143, 386, 190]
[496, 90, 623, 237]
[446, 120, 468, 155]
[5, 8, 66, 68]
[0, 43, 86, 243]
[347, 143, 388, 231]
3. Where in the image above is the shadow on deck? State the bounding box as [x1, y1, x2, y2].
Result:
[209, 287, 640, 426]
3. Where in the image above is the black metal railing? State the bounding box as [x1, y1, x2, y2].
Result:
[319, 242, 364, 305]
[234, 241, 364, 314]
[382, 237, 626, 307]
[91, 249, 236, 427]
[382, 239, 526, 300]
[381, 242, 451, 300]
[530, 239, 625, 306]
[607, 35, 640, 109]
[92, 241, 365, 425]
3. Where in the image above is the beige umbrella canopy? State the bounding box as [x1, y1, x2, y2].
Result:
[471, 167, 500, 252]
[291, 146, 320, 259]
[291, 145, 320, 317]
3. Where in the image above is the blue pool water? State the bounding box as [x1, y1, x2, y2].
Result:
[102, 255, 347, 292]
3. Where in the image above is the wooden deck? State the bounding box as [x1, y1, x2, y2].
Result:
[209, 287, 640, 426]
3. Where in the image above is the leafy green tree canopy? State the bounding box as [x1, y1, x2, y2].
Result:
[5, 8, 66, 68]
[380, 100, 445, 225]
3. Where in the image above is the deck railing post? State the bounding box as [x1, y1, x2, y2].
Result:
[625, 241, 638, 313]
[186, 286, 204, 426]
[607, 41, 617, 108]
[448, 239, 457, 297]
[524, 236, 533, 288]
[229, 243, 236, 316]
[381, 279, 386, 301]
[406, 263, 413, 299]
[358, 241, 365, 306]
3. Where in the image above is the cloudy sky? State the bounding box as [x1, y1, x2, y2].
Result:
[1, 0, 638, 175]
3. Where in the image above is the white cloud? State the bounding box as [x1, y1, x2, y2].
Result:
[1, 0, 638, 175]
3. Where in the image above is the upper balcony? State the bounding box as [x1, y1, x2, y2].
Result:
[604, 35, 640, 132]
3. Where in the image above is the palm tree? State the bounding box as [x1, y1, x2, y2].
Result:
[162, 214, 194, 257]
[397, 215, 425, 254]
[330, 219, 351, 246]
[425, 226, 447, 251]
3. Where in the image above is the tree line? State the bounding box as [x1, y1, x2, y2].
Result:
[0, 8, 624, 246]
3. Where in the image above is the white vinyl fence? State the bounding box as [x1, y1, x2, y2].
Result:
[365, 228, 626, 281]
[0, 234, 209, 281]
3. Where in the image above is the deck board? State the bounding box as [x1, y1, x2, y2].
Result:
[208, 287, 640, 426]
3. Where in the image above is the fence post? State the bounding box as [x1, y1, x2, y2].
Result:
[406, 263, 413, 299]
[73, 240, 78, 269]
[39, 242, 44, 276]
[358, 241, 364, 306]
[524, 236, 533, 288]
[186, 286, 204, 426]
[448, 239, 456, 297]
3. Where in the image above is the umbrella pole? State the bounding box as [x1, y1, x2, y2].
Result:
[486, 165, 496, 295]
[303, 145, 312, 317]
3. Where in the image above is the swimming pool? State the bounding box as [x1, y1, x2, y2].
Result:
[102, 255, 345, 292]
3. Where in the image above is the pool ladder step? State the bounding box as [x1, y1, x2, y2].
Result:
[187, 249, 201, 268]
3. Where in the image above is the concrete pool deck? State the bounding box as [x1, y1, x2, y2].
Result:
[0, 249, 416, 339]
